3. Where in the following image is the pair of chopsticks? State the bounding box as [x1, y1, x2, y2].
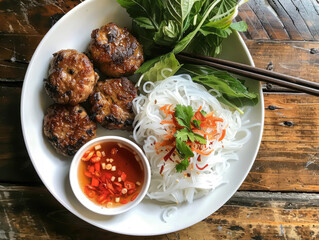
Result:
[177, 52, 319, 96]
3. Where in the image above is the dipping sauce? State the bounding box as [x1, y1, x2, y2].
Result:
[78, 142, 144, 208]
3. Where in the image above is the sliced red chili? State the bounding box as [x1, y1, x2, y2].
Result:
[84, 186, 95, 198]
[120, 199, 129, 204]
[84, 171, 92, 178]
[196, 163, 208, 170]
[124, 181, 135, 190]
[163, 146, 176, 162]
[160, 164, 164, 174]
[91, 177, 99, 187]
[91, 156, 101, 163]
[88, 165, 95, 173]
[120, 172, 127, 181]
[94, 162, 101, 171]
[97, 193, 107, 203]
[128, 189, 136, 195]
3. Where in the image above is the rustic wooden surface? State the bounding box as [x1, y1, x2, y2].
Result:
[0, 0, 319, 239]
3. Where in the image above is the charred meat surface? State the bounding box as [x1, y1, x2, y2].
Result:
[44, 49, 99, 105]
[88, 23, 144, 77]
[43, 104, 97, 156]
[90, 78, 137, 130]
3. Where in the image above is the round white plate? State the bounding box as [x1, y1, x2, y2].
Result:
[21, 0, 264, 236]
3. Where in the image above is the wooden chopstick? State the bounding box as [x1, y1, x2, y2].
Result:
[177, 52, 319, 96]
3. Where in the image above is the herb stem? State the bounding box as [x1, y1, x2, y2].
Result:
[172, 0, 222, 54]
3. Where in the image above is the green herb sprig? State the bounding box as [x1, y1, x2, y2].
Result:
[174, 105, 206, 172]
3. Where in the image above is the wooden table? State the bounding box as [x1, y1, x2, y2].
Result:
[1, 0, 319, 239]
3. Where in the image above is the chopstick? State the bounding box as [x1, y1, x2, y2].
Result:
[177, 52, 319, 96]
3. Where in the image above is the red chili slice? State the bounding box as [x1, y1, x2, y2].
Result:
[91, 156, 101, 163]
[94, 162, 101, 171]
[91, 177, 99, 187]
[106, 180, 115, 191]
[84, 171, 92, 178]
[120, 172, 127, 181]
[120, 199, 129, 204]
[128, 189, 136, 195]
[97, 193, 107, 203]
[84, 186, 95, 198]
[88, 165, 95, 173]
[196, 163, 208, 170]
[113, 182, 122, 188]
[103, 172, 113, 180]
[124, 181, 135, 190]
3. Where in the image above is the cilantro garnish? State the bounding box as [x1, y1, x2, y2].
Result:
[174, 104, 207, 172]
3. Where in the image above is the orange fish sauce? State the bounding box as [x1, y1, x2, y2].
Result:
[78, 142, 144, 208]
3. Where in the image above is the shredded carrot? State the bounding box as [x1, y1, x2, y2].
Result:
[160, 104, 173, 118]
[218, 129, 226, 141]
[192, 147, 214, 156]
[157, 105, 227, 170]
[161, 120, 174, 124]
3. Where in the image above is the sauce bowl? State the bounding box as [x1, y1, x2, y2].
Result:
[69, 136, 151, 215]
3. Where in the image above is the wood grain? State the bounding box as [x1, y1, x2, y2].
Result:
[245, 40, 319, 85]
[0, 0, 81, 35]
[241, 93, 319, 192]
[237, 0, 319, 41]
[1, 185, 319, 239]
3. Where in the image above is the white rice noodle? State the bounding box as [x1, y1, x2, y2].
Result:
[132, 74, 252, 204]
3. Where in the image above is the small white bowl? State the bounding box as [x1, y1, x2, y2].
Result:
[69, 136, 151, 215]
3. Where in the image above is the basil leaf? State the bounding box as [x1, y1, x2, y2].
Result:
[134, 17, 156, 29]
[154, 20, 181, 46]
[116, 0, 162, 30]
[163, 0, 199, 38]
[179, 64, 258, 113]
[173, 0, 222, 54]
[204, 0, 246, 29]
[193, 74, 256, 99]
[184, 32, 224, 56]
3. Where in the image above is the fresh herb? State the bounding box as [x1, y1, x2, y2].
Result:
[180, 64, 258, 114]
[175, 104, 194, 130]
[174, 104, 206, 172]
[137, 53, 181, 86]
[118, 0, 256, 113]
[117, 0, 248, 71]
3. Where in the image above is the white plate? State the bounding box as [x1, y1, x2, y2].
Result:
[21, 0, 264, 236]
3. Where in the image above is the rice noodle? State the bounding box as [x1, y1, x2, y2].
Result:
[132, 74, 251, 204]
